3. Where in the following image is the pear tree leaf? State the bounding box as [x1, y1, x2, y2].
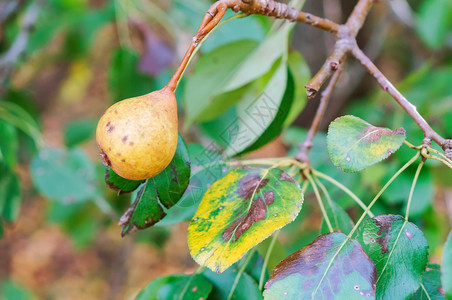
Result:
[415, 0, 452, 49]
[283, 50, 311, 127]
[64, 118, 97, 148]
[327, 115, 406, 172]
[188, 166, 303, 273]
[108, 47, 155, 103]
[264, 232, 377, 299]
[184, 40, 259, 125]
[411, 264, 445, 299]
[31, 147, 97, 203]
[120, 135, 190, 236]
[105, 166, 144, 194]
[320, 201, 353, 235]
[222, 62, 293, 157]
[357, 215, 429, 300]
[0, 168, 21, 222]
[136, 274, 212, 300]
[442, 230, 452, 298]
[218, 22, 293, 94]
[203, 267, 263, 300]
[156, 143, 230, 226]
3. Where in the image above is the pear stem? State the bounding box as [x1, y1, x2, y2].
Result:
[166, 2, 227, 92]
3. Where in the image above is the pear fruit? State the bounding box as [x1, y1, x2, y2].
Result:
[96, 87, 178, 180]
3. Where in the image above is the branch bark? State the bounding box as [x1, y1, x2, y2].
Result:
[351, 45, 449, 150]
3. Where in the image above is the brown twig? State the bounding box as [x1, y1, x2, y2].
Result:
[165, 0, 340, 92]
[305, 0, 374, 99]
[351, 45, 449, 150]
[296, 61, 346, 164]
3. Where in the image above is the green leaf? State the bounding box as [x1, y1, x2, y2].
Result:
[0, 120, 18, 169]
[442, 230, 452, 298]
[283, 50, 310, 127]
[383, 168, 433, 217]
[105, 166, 144, 194]
[411, 264, 445, 300]
[184, 40, 259, 125]
[234, 66, 295, 156]
[218, 23, 292, 94]
[0, 280, 33, 300]
[327, 115, 406, 172]
[108, 47, 155, 103]
[222, 61, 290, 157]
[136, 274, 212, 300]
[264, 232, 376, 299]
[203, 267, 263, 300]
[31, 147, 97, 203]
[357, 215, 429, 300]
[188, 167, 303, 273]
[64, 118, 97, 148]
[320, 201, 353, 235]
[120, 135, 191, 235]
[415, 0, 452, 49]
[0, 167, 21, 222]
[156, 143, 230, 226]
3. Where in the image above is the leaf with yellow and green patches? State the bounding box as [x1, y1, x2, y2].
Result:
[327, 115, 406, 173]
[188, 167, 303, 273]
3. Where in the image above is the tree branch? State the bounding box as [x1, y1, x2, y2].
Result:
[351, 45, 450, 151]
[166, 0, 340, 92]
[305, 0, 374, 98]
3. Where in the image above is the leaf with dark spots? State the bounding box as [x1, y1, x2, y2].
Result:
[238, 174, 269, 200]
[327, 115, 406, 172]
[120, 134, 191, 236]
[264, 233, 377, 299]
[188, 167, 303, 273]
[356, 215, 429, 300]
[105, 166, 144, 194]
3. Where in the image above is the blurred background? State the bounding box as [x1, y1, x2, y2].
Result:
[0, 0, 451, 299]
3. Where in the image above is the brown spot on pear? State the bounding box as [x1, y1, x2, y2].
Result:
[96, 87, 178, 180]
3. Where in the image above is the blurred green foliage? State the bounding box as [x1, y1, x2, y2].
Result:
[0, 0, 451, 298]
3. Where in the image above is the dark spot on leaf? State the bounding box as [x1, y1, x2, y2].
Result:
[374, 215, 401, 254]
[237, 174, 269, 200]
[122, 135, 128, 143]
[265, 233, 377, 297]
[121, 159, 125, 162]
[264, 191, 275, 205]
[170, 164, 179, 184]
[107, 125, 115, 132]
[221, 196, 267, 243]
[279, 171, 295, 183]
[106, 121, 111, 127]
[358, 126, 405, 144]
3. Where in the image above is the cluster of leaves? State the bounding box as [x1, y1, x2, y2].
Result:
[1, 0, 452, 299]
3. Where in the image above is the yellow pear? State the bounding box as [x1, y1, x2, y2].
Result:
[96, 87, 178, 180]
